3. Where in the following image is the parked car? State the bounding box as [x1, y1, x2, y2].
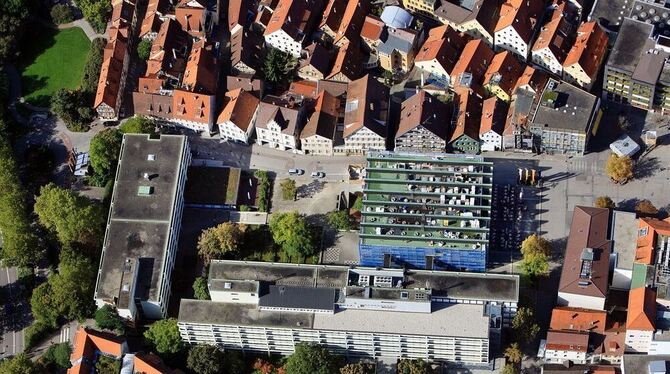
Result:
[311, 171, 326, 178]
[288, 168, 304, 176]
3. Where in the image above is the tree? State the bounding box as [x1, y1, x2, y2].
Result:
[197, 222, 244, 262]
[0, 133, 42, 267]
[95, 304, 124, 333]
[280, 178, 297, 200]
[340, 363, 375, 374]
[327, 210, 352, 230]
[352, 195, 363, 211]
[0, 0, 28, 65]
[137, 39, 152, 61]
[504, 343, 522, 364]
[512, 307, 540, 347]
[595, 196, 615, 209]
[618, 114, 632, 132]
[34, 183, 105, 249]
[50, 4, 74, 24]
[193, 276, 210, 300]
[51, 89, 94, 131]
[0, 353, 42, 374]
[89, 128, 123, 183]
[120, 116, 155, 134]
[82, 38, 107, 93]
[606, 154, 634, 184]
[187, 344, 226, 374]
[519, 234, 551, 279]
[502, 363, 520, 374]
[144, 318, 183, 355]
[96, 355, 121, 374]
[269, 211, 315, 258]
[283, 343, 341, 374]
[383, 70, 393, 86]
[78, 0, 112, 33]
[397, 358, 432, 374]
[636, 199, 659, 217]
[31, 282, 60, 328]
[263, 48, 296, 83]
[253, 358, 284, 374]
[41, 342, 72, 369]
[520, 234, 551, 257]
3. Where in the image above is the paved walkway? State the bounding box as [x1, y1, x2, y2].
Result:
[57, 19, 105, 41]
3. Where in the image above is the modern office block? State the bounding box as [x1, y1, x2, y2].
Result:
[94, 134, 191, 320]
[178, 260, 519, 367]
[358, 152, 493, 271]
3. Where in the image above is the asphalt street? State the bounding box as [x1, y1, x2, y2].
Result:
[0, 266, 24, 359]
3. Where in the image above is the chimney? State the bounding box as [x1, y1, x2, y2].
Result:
[172, 48, 177, 59]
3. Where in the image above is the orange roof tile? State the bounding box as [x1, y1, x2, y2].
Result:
[172, 89, 216, 125]
[182, 42, 218, 94]
[483, 50, 523, 95]
[415, 25, 467, 74]
[531, 2, 574, 63]
[549, 306, 608, 333]
[495, 0, 544, 43]
[397, 90, 451, 140]
[514, 65, 549, 94]
[264, 0, 319, 39]
[635, 217, 670, 265]
[94, 27, 129, 110]
[327, 42, 363, 81]
[217, 88, 260, 131]
[68, 327, 126, 374]
[450, 87, 483, 142]
[479, 97, 508, 136]
[176, 0, 207, 36]
[563, 21, 608, 78]
[626, 287, 657, 331]
[361, 15, 385, 41]
[332, 0, 368, 44]
[289, 80, 318, 97]
[451, 39, 495, 88]
[546, 330, 589, 352]
[301, 91, 340, 139]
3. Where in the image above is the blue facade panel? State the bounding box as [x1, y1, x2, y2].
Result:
[359, 244, 486, 272]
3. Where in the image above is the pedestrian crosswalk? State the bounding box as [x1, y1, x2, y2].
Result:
[566, 159, 602, 175]
[59, 325, 70, 343]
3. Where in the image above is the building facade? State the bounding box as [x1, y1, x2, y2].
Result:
[178, 260, 519, 366]
[94, 135, 191, 320]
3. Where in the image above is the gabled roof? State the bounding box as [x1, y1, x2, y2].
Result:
[415, 25, 467, 74]
[331, 0, 368, 44]
[301, 43, 333, 77]
[217, 88, 260, 131]
[146, 18, 189, 77]
[546, 330, 589, 352]
[327, 42, 363, 81]
[176, 0, 208, 36]
[397, 90, 450, 140]
[68, 327, 126, 374]
[227, 75, 264, 96]
[361, 15, 386, 41]
[435, 0, 501, 37]
[514, 65, 549, 95]
[626, 287, 657, 331]
[229, 0, 251, 32]
[172, 89, 215, 125]
[549, 306, 608, 334]
[450, 87, 483, 143]
[133, 352, 180, 374]
[563, 21, 608, 78]
[111, 0, 135, 26]
[182, 42, 218, 94]
[320, 0, 348, 32]
[255, 99, 301, 135]
[495, 0, 544, 43]
[479, 97, 507, 136]
[133, 92, 173, 119]
[635, 217, 670, 265]
[94, 27, 129, 110]
[231, 27, 264, 73]
[532, 2, 575, 64]
[483, 50, 523, 95]
[264, 0, 322, 40]
[558, 206, 611, 299]
[301, 91, 339, 140]
[450, 39, 495, 88]
[343, 74, 389, 138]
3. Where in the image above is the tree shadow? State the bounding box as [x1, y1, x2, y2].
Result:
[19, 75, 50, 106]
[617, 198, 641, 212]
[635, 156, 660, 179]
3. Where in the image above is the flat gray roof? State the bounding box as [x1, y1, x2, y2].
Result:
[532, 80, 598, 133]
[259, 285, 337, 311]
[95, 134, 187, 304]
[208, 260, 519, 303]
[611, 210, 639, 270]
[608, 19, 654, 74]
[623, 354, 670, 374]
[179, 299, 489, 338]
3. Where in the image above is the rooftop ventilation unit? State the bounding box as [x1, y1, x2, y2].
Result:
[580, 248, 594, 279]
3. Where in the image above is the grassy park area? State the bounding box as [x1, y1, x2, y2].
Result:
[20, 26, 90, 106]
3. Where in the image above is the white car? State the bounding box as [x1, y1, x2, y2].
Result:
[288, 168, 305, 176]
[311, 171, 326, 178]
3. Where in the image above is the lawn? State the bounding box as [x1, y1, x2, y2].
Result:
[20, 26, 90, 107]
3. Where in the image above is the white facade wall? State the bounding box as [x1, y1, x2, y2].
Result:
[649, 340, 670, 355]
[625, 329, 654, 353]
[335, 127, 386, 155]
[532, 47, 563, 75]
[480, 131, 502, 152]
[495, 26, 529, 60]
[544, 348, 587, 364]
[256, 121, 299, 151]
[171, 118, 210, 133]
[219, 120, 252, 144]
[210, 289, 259, 304]
[178, 322, 489, 365]
[301, 135, 334, 156]
[557, 291, 605, 310]
[265, 30, 302, 58]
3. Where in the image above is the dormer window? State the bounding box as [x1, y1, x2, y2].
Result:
[148, 154, 156, 161]
[639, 227, 649, 237]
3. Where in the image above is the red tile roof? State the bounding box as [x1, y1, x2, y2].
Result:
[563, 21, 609, 79]
[495, 0, 544, 43]
[415, 25, 467, 75]
[172, 89, 216, 125]
[217, 88, 260, 131]
[514, 65, 549, 94]
[531, 2, 575, 64]
[635, 218, 670, 265]
[176, 0, 208, 36]
[626, 287, 657, 331]
[479, 97, 508, 136]
[361, 15, 385, 42]
[327, 42, 363, 81]
[450, 87, 483, 142]
[94, 27, 129, 110]
[264, 0, 321, 39]
[68, 327, 126, 374]
[483, 50, 523, 96]
[550, 306, 608, 334]
[182, 42, 218, 94]
[301, 90, 340, 139]
[397, 90, 451, 140]
[451, 39, 495, 88]
[546, 330, 589, 352]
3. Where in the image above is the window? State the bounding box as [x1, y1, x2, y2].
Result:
[639, 227, 649, 237]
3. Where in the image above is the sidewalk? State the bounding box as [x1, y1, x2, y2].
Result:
[58, 19, 105, 41]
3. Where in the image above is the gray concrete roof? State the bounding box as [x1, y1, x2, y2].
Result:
[95, 134, 187, 304]
[623, 354, 670, 374]
[608, 18, 654, 74]
[532, 80, 599, 133]
[178, 299, 489, 338]
[258, 285, 337, 311]
[611, 210, 639, 270]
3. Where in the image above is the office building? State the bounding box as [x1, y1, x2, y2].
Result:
[178, 260, 519, 367]
[530, 79, 602, 155]
[358, 152, 493, 271]
[94, 135, 191, 320]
